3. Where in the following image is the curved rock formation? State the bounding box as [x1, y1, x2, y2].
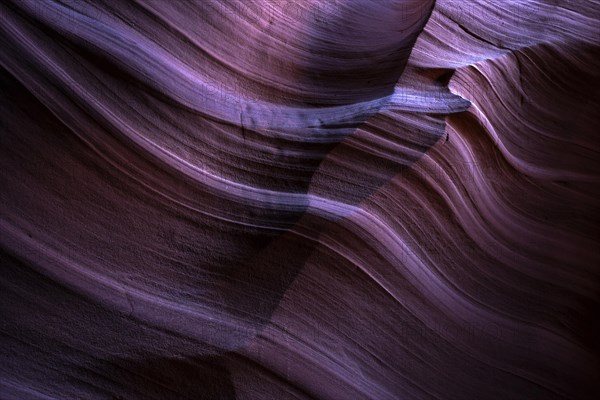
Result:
[1, 1, 599, 399]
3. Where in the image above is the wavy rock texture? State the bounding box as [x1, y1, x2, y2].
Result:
[1, 1, 599, 399]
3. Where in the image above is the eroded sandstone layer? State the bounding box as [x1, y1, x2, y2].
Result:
[1, 1, 599, 399]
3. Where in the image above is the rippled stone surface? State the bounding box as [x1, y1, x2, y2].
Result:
[1, 1, 599, 399]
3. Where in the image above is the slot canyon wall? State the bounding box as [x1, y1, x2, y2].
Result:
[1, 1, 599, 399]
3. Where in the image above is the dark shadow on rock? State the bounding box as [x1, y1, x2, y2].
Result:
[97, 356, 236, 400]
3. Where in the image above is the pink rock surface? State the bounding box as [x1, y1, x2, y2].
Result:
[1, 1, 599, 399]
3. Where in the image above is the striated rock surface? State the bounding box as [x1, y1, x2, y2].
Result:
[1, 1, 599, 399]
